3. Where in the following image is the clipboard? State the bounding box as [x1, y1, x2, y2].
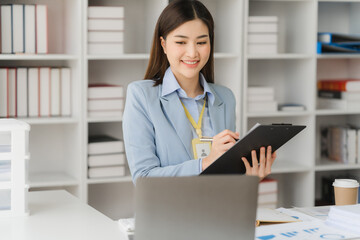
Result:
[200, 123, 306, 175]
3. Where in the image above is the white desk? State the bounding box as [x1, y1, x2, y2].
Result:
[0, 190, 127, 240]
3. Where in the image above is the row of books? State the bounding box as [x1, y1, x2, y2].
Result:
[317, 79, 360, 111]
[247, 16, 278, 55]
[320, 125, 360, 164]
[317, 32, 360, 54]
[88, 6, 124, 55]
[258, 178, 278, 209]
[1, 4, 47, 54]
[88, 135, 126, 179]
[88, 84, 124, 118]
[0, 67, 71, 118]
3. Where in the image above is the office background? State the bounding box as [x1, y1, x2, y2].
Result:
[1, 0, 360, 220]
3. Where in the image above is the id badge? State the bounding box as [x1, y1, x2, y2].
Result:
[192, 138, 212, 159]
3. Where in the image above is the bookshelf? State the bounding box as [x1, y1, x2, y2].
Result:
[2, 0, 360, 220]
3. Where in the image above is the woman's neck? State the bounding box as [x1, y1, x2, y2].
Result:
[178, 79, 204, 98]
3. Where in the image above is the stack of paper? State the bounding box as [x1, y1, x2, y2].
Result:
[248, 16, 278, 55]
[325, 204, 360, 235]
[247, 86, 277, 112]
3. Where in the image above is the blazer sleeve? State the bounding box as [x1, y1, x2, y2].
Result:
[123, 82, 201, 184]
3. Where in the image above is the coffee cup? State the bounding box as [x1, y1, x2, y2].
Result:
[333, 179, 359, 206]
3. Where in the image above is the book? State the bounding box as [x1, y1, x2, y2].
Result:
[258, 193, 277, 204]
[248, 101, 277, 112]
[318, 32, 360, 44]
[88, 31, 124, 43]
[318, 79, 360, 92]
[88, 153, 126, 167]
[247, 93, 274, 102]
[36, 5, 48, 54]
[61, 68, 71, 116]
[248, 23, 278, 33]
[318, 98, 360, 111]
[88, 110, 123, 118]
[88, 135, 124, 155]
[317, 42, 360, 54]
[39, 67, 50, 117]
[50, 68, 60, 116]
[88, 43, 124, 54]
[279, 103, 306, 112]
[87, 19, 124, 31]
[248, 16, 278, 23]
[256, 208, 299, 226]
[0, 69, 9, 118]
[88, 99, 124, 111]
[318, 90, 360, 101]
[17, 68, 28, 117]
[88, 84, 124, 99]
[259, 178, 278, 194]
[88, 165, 126, 178]
[248, 86, 275, 95]
[248, 33, 277, 44]
[8, 68, 17, 117]
[248, 43, 277, 54]
[1, 5, 12, 54]
[24, 5, 36, 54]
[28, 68, 39, 117]
[12, 4, 24, 53]
[88, 6, 125, 19]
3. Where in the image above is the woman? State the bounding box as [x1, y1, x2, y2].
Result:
[123, 0, 276, 183]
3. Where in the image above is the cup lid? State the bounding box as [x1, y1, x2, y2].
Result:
[333, 179, 359, 188]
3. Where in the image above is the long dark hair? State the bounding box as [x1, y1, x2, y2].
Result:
[144, 0, 215, 85]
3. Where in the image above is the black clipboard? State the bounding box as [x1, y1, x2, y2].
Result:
[200, 124, 306, 175]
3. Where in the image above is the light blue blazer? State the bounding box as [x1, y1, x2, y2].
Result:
[123, 80, 236, 183]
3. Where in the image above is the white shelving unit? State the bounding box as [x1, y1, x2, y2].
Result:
[3, 0, 360, 219]
[244, 0, 360, 208]
[0, 119, 30, 216]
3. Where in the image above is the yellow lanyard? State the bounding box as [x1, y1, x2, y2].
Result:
[180, 96, 207, 139]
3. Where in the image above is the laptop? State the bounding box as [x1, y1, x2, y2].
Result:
[134, 175, 259, 240]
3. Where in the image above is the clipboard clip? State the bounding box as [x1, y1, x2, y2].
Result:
[272, 123, 292, 126]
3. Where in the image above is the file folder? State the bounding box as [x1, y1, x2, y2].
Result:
[201, 124, 306, 175]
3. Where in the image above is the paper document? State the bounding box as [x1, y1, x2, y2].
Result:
[256, 208, 300, 226]
[256, 220, 359, 240]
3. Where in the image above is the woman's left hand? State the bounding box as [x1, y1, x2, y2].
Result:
[241, 146, 276, 181]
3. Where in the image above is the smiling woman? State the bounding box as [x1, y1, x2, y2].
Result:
[122, 0, 276, 184]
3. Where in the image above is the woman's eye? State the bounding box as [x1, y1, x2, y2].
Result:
[197, 41, 207, 45]
[176, 41, 186, 45]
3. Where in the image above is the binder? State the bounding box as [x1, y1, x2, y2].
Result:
[318, 32, 360, 44]
[201, 124, 306, 175]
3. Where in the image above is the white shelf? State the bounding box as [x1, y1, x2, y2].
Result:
[87, 54, 149, 60]
[271, 160, 311, 174]
[0, 153, 12, 161]
[315, 158, 360, 172]
[247, 54, 313, 60]
[316, 109, 360, 116]
[0, 54, 79, 61]
[20, 117, 80, 125]
[87, 117, 123, 123]
[247, 111, 312, 118]
[317, 54, 360, 59]
[87, 176, 132, 184]
[29, 172, 79, 188]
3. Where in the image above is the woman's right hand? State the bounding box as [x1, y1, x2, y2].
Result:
[202, 129, 239, 171]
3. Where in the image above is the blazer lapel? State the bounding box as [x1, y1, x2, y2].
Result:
[160, 90, 193, 159]
[208, 86, 226, 134]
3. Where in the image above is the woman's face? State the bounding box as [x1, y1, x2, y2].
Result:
[161, 19, 211, 83]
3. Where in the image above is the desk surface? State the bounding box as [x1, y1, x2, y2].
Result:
[0, 190, 127, 240]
